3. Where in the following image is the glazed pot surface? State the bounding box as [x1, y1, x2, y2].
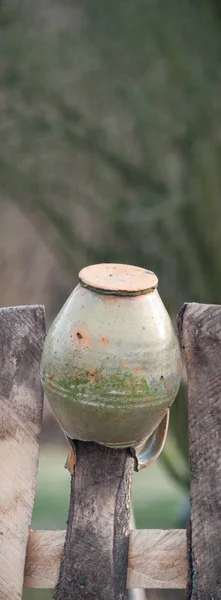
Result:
[41, 264, 182, 451]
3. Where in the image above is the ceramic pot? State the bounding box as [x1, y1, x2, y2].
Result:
[40, 264, 182, 468]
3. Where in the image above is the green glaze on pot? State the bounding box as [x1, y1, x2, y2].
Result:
[40, 264, 182, 469]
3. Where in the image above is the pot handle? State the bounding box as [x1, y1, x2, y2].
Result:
[134, 410, 170, 470]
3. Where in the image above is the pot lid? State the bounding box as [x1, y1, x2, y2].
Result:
[78, 263, 158, 296]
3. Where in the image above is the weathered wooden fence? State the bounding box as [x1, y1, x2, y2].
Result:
[0, 302, 221, 599]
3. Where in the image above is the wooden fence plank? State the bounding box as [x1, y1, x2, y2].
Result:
[24, 529, 187, 589]
[53, 441, 134, 600]
[178, 302, 221, 600]
[0, 306, 46, 600]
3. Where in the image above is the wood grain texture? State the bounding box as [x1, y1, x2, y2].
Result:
[129, 510, 146, 600]
[53, 441, 134, 600]
[0, 306, 46, 600]
[128, 528, 187, 589]
[178, 302, 221, 599]
[24, 529, 65, 589]
[24, 529, 187, 589]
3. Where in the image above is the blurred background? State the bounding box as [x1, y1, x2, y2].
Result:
[1, 0, 221, 598]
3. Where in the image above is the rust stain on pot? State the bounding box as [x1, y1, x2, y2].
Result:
[71, 326, 89, 348]
[58, 415, 70, 430]
[133, 365, 142, 375]
[100, 336, 109, 344]
[87, 369, 101, 384]
[166, 378, 173, 392]
[120, 359, 127, 368]
[102, 294, 120, 302]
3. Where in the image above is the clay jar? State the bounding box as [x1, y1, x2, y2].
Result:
[40, 264, 182, 468]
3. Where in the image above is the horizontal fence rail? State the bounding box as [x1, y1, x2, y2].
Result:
[24, 528, 187, 590]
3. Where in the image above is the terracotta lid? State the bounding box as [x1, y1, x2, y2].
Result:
[78, 263, 158, 296]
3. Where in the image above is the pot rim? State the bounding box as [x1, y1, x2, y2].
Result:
[79, 263, 158, 297]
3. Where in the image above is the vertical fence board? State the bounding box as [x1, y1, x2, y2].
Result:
[178, 302, 221, 600]
[0, 306, 45, 600]
[54, 440, 134, 600]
